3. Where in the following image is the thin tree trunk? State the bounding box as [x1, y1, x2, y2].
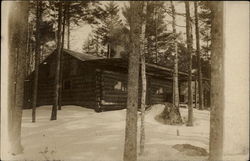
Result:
[32, 0, 42, 123]
[67, 2, 70, 50]
[123, 2, 142, 161]
[194, 1, 204, 110]
[157, 1, 183, 125]
[96, 35, 99, 55]
[154, 3, 159, 64]
[209, 2, 224, 160]
[28, 24, 33, 75]
[107, 44, 111, 58]
[7, 1, 29, 154]
[58, 2, 67, 111]
[195, 78, 198, 108]
[139, 2, 147, 155]
[25, 14, 30, 77]
[51, 1, 63, 120]
[185, 1, 193, 126]
[171, 1, 179, 108]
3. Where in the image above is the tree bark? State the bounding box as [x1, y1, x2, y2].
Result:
[158, 1, 183, 125]
[58, 2, 67, 111]
[194, 1, 204, 110]
[67, 2, 70, 50]
[107, 44, 111, 58]
[195, 78, 198, 108]
[139, 2, 147, 155]
[7, 1, 29, 155]
[25, 11, 30, 77]
[154, 2, 159, 64]
[27, 24, 33, 75]
[185, 1, 193, 126]
[123, 2, 142, 161]
[51, 1, 63, 120]
[32, 0, 42, 123]
[171, 1, 180, 108]
[209, 2, 224, 160]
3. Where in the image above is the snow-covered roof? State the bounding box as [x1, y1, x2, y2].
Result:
[63, 49, 105, 61]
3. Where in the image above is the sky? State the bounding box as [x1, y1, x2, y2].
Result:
[70, 1, 192, 53]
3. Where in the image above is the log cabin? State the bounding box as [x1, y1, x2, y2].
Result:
[23, 49, 191, 112]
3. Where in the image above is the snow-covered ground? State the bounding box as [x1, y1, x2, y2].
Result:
[9, 104, 246, 161]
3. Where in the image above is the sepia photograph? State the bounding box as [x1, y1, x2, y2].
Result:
[1, 1, 249, 161]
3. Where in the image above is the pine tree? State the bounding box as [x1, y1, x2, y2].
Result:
[156, 1, 183, 125]
[144, 2, 169, 64]
[51, 1, 63, 121]
[209, 2, 224, 160]
[139, 1, 148, 155]
[185, 1, 193, 126]
[93, 1, 123, 58]
[58, 2, 67, 111]
[26, 1, 57, 69]
[8, 1, 29, 154]
[123, 2, 143, 161]
[123, 2, 171, 65]
[32, 0, 42, 123]
[66, 2, 70, 49]
[82, 34, 102, 56]
[194, 2, 204, 110]
[64, 1, 102, 49]
[171, 1, 180, 110]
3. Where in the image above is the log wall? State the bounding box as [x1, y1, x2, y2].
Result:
[99, 70, 173, 110]
[23, 52, 174, 111]
[24, 52, 97, 109]
[101, 70, 127, 110]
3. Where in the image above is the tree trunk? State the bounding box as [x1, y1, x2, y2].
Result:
[32, 0, 42, 122]
[139, 2, 147, 155]
[171, 1, 179, 108]
[96, 35, 99, 55]
[107, 44, 111, 58]
[67, 2, 70, 50]
[160, 1, 183, 125]
[25, 12, 30, 77]
[58, 2, 67, 111]
[123, 2, 142, 161]
[194, 1, 204, 110]
[154, 3, 159, 64]
[7, 1, 29, 155]
[27, 24, 33, 75]
[209, 2, 224, 160]
[51, 1, 63, 120]
[195, 78, 198, 108]
[185, 1, 193, 126]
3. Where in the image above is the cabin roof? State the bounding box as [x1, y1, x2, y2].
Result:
[81, 58, 189, 80]
[63, 49, 188, 80]
[63, 49, 105, 61]
[43, 49, 209, 81]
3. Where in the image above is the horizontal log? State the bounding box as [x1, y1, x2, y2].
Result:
[104, 94, 127, 99]
[103, 90, 127, 95]
[102, 70, 127, 76]
[103, 74, 127, 81]
[151, 81, 172, 86]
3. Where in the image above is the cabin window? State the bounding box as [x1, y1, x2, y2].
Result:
[121, 83, 127, 92]
[156, 87, 164, 95]
[114, 81, 122, 90]
[63, 80, 71, 90]
[114, 81, 127, 92]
